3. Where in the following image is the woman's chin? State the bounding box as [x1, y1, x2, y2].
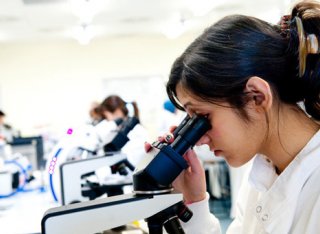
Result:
[213, 151, 244, 167]
[226, 158, 247, 168]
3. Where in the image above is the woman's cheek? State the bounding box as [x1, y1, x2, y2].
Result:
[209, 128, 221, 140]
[197, 134, 211, 145]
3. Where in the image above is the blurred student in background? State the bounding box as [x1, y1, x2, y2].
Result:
[0, 110, 16, 143]
[100, 94, 148, 166]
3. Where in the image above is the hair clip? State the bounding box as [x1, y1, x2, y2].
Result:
[279, 15, 291, 29]
[295, 16, 320, 77]
[278, 15, 291, 37]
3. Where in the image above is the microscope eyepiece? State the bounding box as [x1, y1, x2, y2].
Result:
[133, 114, 211, 193]
[170, 114, 212, 155]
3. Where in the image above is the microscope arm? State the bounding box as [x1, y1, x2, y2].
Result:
[41, 192, 183, 234]
[60, 152, 128, 205]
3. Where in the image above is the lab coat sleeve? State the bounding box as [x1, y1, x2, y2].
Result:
[181, 193, 221, 234]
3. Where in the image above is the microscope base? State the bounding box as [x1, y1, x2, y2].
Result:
[41, 192, 183, 234]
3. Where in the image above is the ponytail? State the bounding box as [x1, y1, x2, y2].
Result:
[286, 1, 320, 119]
[126, 101, 140, 119]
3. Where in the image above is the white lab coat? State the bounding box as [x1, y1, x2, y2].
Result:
[93, 119, 148, 166]
[122, 123, 148, 166]
[182, 129, 320, 234]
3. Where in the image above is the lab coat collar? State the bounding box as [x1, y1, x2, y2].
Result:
[248, 129, 320, 233]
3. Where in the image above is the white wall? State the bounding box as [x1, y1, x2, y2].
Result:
[0, 34, 197, 139]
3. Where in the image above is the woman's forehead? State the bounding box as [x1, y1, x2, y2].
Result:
[176, 84, 203, 104]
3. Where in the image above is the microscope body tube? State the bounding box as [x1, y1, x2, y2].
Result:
[133, 115, 211, 193]
[172, 115, 190, 137]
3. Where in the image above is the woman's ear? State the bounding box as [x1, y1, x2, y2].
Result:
[245, 76, 272, 111]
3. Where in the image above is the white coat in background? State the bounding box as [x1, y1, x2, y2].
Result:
[46, 119, 148, 202]
[90, 121, 148, 187]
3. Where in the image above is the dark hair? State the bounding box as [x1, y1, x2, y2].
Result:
[0, 110, 5, 117]
[100, 95, 140, 119]
[90, 104, 103, 118]
[93, 106, 102, 115]
[167, 0, 320, 120]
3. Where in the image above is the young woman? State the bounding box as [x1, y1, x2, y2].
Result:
[100, 94, 148, 166]
[165, 1, 320, 233]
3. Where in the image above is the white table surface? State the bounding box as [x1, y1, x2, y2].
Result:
[0, 187, 58, 234]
